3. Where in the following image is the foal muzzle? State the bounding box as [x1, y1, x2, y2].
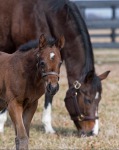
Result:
[42, 71, 59, 95]
[47, 83, 59, 95]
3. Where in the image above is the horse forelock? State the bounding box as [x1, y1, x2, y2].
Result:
[92, 75, 102, 93]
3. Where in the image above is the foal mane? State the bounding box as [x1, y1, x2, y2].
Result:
[18, 40, 39, 52]
[50, 0, 95, 77]
[18, 38, 56, 52]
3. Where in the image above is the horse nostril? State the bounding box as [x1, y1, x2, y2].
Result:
[47, 83, 59, 95]
[47, 83, 51, 92]
[78, 130, 94, 137]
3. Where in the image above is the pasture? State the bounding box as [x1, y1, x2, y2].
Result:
[0, 49, 119, 149]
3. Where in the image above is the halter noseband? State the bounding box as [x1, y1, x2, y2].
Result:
[65, 80, 99, 122]
[42, 72, 59, 78]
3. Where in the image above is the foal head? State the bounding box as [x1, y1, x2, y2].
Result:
[38, 34, 65, 95]
[65, 70, 110, 137]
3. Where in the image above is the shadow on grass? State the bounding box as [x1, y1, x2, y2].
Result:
[30, 123, 79, 137]
[5, 117, 79, 138]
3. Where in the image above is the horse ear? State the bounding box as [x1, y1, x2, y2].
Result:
[57, 35, 65, 49]
[98, 71, 110, 81]
[39, 34, 47, 49]
[84, 70, 94, 83]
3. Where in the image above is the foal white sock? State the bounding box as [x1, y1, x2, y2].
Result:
[42, 103, 55, 133]
[0, 110, 7, 133]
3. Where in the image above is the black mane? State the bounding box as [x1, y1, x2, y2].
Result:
[18, 40, 39, 52]
[50, 0, 95, 76]
[18, 37, 56, 52]
[50, 0, 69, 12]
[67, 2, 95, 72]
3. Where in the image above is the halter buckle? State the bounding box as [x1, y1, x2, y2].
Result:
[73, 80, 81, 89]
[78, 116, 83, 121]
[78, 114, 84, 121]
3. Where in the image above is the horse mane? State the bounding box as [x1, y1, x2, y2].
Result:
[49, 0, 69, 12]
[18, 38, 56, 52]
[18, 40, 39, 52]
[68, 2, 95, 71]
[50, 0, 95, 77]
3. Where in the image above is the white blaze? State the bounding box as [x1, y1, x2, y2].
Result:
[92, 110, 99, 135]
[50, 52, 55, 60]
[95, 92, 99, 99]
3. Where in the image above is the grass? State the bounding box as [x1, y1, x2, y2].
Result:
[0, 50, 119, 149]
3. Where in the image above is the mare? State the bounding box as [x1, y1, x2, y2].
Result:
[0, 0, 110, 136]
[0, 34, 65, 150]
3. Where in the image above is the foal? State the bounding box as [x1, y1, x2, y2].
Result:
[0, 34, 65, 150]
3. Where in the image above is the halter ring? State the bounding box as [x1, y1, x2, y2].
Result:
[73, 80, 81, 89]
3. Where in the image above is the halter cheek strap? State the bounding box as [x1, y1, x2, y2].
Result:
[70, 93, 99, 122]
[65, 80, 99, 123]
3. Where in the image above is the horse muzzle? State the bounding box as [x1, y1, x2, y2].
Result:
[78, 130, 94, 137]
[46, 83, 59, 95]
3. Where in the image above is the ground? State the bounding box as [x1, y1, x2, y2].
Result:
[0, 50, 119, 149]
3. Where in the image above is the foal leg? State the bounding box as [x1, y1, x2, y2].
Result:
[0, 109, 7, 133]
[0, 99, 7, 133]
[23, 100, 38, 137]
[8, 100, 28, 150]
[42, 92, 55, 133]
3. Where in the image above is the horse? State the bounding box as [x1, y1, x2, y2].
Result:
[0, 34, 65, 150]
[0, 0, 110, 136]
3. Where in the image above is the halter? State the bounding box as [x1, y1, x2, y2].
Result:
[42, 72, 59, 78]
[64, 80, 99, 123]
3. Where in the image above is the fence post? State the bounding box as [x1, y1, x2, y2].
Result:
[111, 6, 116, 42]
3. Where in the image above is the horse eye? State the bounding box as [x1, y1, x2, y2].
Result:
[84, 98, 91, 104]
[40, 61, 45, 68]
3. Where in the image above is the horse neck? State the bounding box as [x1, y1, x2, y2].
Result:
[59, 2, 95, 86]
[16, 48, 41, 84]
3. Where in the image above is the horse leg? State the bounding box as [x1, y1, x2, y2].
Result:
[0, 99, 7, 133]
[23, 100, 38, 137]
[8, 100, 28, 150]
[42, 92, 55, 133]
[0, 109, 7, 133]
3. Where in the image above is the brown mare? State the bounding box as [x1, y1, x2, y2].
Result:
[0, 34, 65, 149]
[0, 0, 110, 136]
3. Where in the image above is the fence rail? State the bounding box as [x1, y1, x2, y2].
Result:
[74, 0, 119, 49]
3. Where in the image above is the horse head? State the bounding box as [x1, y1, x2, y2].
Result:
[38, 34, 65, 96]
[65, 70, 110, 137]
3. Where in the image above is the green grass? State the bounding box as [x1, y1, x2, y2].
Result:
[0, 51, 119, 149]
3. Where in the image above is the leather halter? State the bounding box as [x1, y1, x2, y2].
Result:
[42, 72, 59, 78]
[64, 80, 99, 122]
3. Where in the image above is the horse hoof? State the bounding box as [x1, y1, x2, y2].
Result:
[45, 128, 56, 134]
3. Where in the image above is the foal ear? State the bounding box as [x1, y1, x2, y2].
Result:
[39, 34, 47, 49]
[98, 71, 110, 81]
[84, 70, 94, 83]
[57, 35, 65, 49]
